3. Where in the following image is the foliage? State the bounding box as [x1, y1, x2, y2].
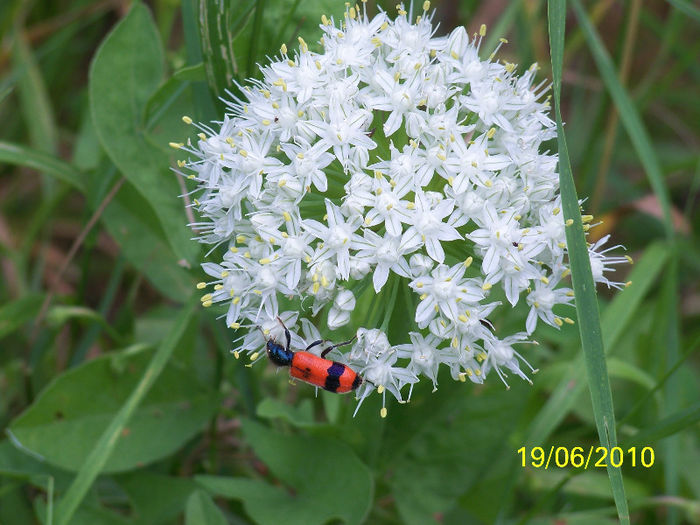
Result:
[1, 0, 699, 524]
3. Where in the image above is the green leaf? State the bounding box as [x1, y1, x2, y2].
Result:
[627, 403, 700, 446]
[667, 0, 700, 22]
[256, 398, 315, 426]
[89, 2, 197, 264]
[547, 1, 629, 523]
[12, 31, 58, 156]
[185, 490, 228, 525]
[45, 305, 124, 344]
[198, 0, 253, 96]
[100, 181, 194, 302]
[144, 63, 206, 127]
[523, 241, 670, 446]
[118, 472, 197, 525]
[0, 294, 44, 340]
[197, 419, 373, 525]
[0, 440, 71, 491]
[0, 141, 85, 193]
[8, 340, 216, 476]
[571, 0, 673, 239]
[50, 296, 200, 525]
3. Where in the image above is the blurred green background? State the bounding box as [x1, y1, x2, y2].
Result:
[1, 0, 699, 523]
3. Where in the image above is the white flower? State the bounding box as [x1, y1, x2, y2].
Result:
[178, 3, 628, 416]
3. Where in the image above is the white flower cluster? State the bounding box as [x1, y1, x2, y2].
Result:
[175, 2, 628, 416]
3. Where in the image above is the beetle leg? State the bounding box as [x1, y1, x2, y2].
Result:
[320, 335, 357, 358]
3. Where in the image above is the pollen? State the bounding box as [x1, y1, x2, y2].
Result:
[380, 407, 388, 418]
[182, 116, 193, 124]
[196, 282, 206, 289]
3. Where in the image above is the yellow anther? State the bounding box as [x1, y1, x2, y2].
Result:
[554, 317, 564, 327]
[458, 314, 468, 322]
[196, 282, 206, 289]
[313, 282, 321, 294]
[625, 280, 632, 287]
[500, 37, 509, 43]
[450, 50, 459, 59]
[464, 256, 473, 267]
[321, 275, 329, 287]
[380, 407, 388, 418]
[182, 116, 193, 125]
[482, 282, 492, 290]
[484, 179, 493, 188]
[250, 352, 260, 361]
[505, 62, 515, 73]
[564, 317, 575, 325]
[200, 293, 213, 302]
[349, 6, 356, 18]
[406, 202, 415, 210]
[233, 296, 241, 304]
[377, 385, 385, 394]
[233, 351, 240, 358]
[423, 0, 430, 10]
[459, 372, 467, 382]
[451, 337, 458, 348]
[322, 14, 329, 25]
[486, 127, 496, 139]
[298, 37, 308, 53]
[479, 24, 487, 36]
[259, 258, 271, 265]
[243, 252, 251, 258]
[540, 276, 549, 285]
[230, 322, 241, 329]
[558, 242, 567, 249]
[214, 284, 223, 290]
[371, 37, 382, 47]
[436, 153, 446, 161]
[581, 214, 594, 223]
[419, 293, 427, 300]
[169, 142, 183, 149]
[565, 219, 574, 226]
[625, 255, 634, 264]
[239, 149, 248, 158]
[380, 21, 388, 30]
[415, 282, 423, 288]
[202, 300, 213, 308]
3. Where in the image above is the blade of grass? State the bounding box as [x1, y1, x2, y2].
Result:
[666, 0, 700, 22]
[246, 0, 267, 80]
[53, 295, 199, 525]
[548, 2, 629, 523]
[0, 141, 85, 193]
[571, 0, 674, 240]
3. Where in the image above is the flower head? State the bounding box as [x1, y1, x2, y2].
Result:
[176, 3, 628, 417]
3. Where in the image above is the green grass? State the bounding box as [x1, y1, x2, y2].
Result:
[1, 1, 698, 524]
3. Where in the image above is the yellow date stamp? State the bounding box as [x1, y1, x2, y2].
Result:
[517, 446, 655, 470]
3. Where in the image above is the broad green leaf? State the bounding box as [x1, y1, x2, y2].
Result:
[144, 63, 206, 126]
[197, 419, 373, 525]
[118, 472, 197, 525]
[606, 358, 655, 391]
[185, 490, 228, 525]
[0, 294, 44, 340]
[8, 342, 214, 474]
[0, 440, 71, 491]
[548, 1, 629, 523]
[256, 397, 314, 426]
[52, 297, 199, 525]
[100, 181, 194, 301]
[0, 141, 85, 192]
[89, 2, 197, 265]
[385, 381, 530, 525]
